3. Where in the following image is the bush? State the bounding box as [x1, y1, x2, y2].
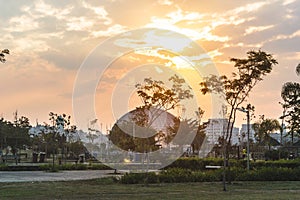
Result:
[251, 159, 300, 169]
[159, 168, 193, 183]
[119, 167, 300, 184]
[120, 168, 222, 184]
[120, 172, 158, 184]
[164, 157, 300, 171]
[164, 157, 225, 171]
[237, 167, 300, 181]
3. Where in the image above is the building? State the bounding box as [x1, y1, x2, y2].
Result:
[240, 124, 256, 143]
[198, 118, 240, 157]
[205, 118, 239, 145]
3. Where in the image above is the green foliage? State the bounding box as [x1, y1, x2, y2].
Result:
[159, 168, 194, 183]
[281, 81, 300, 143]
[164, 157, 226, 171]
[281, 63, 300, 143]
[120, 172, 159, 184]
[120, 169, 222, 184]
[164, 157, 300, 171]
[250, 159, 300, 169]
[253, 117, 281, 149]
[264, 150, 287, 160]
[0, 117, 31, 150]
[120, 166, 300, 184]
[160, 168, 221, 183]
[237, 167, 300, 181]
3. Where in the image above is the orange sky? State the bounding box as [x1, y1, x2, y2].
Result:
[1, 0, 299, 130]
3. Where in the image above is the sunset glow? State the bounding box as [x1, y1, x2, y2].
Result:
[1, 0, 299, 129]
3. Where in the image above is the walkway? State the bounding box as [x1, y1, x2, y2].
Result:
[0, 170, 116, 183]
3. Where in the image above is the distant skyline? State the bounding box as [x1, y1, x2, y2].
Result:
[1, 0, 299, 130]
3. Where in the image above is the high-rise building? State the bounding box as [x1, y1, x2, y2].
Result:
[240, 124, 256, 143]
[205, 118, 240, 145]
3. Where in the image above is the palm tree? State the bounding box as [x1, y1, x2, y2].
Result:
[253, 118, 281, 150]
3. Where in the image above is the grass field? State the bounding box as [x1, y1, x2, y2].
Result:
[1, 178, 300, 200]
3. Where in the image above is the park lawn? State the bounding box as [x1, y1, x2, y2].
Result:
[0, 179, 300, 200]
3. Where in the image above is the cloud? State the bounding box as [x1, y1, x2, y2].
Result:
[244, 25, 274, 35]
[1, 0, 300, 127]
[282, 0, 296, 5]
[91, 24, 127, 38]
[226, 1, 269, 15]
[5, 15, 39, 32]
[145, 10, 229, 42]
[157, 0, 173, 6]
[269, 29, 300, 41]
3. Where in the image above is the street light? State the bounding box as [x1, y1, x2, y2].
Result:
[237, 107, 250, 171]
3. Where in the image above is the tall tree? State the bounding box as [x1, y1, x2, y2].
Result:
[43, 112, 76, 165]
[281, 64, 300, 144]
[133, 74, 193, 151]
[200, 50, 277, 191]
[200, 50, 277, 146]
[109, 74, 196, 154]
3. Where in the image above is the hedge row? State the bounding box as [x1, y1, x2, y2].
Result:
[0, 163, 112, 171]
[164, 157, 300, 170]
[119, 167, 300, 184]
[1, 158, 300, 171]
[119, 168, 221, 184]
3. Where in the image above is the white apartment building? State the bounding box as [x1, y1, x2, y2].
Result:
[205, 118, 240, 145]
[240, 124, 256, 143]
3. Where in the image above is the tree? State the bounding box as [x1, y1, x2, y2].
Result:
[109, 120, 159, 153]
[200, 50, 277, 146]
[296, 63, 300, 76]
[281, 63, 300, 144]
[253, 116, 281, 150]
[16, 116, 31, 129]
[0, 49, 9, 63]
[38, 112, 77, 166]
[200, 50, 277, 191]
[0, 114, 31, 153]
[109, 74, 196, 156]
[116, 75, 194, 152]
[134, 74, 193, 127]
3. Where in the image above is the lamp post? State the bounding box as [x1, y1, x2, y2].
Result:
[237, 107, 250, 171]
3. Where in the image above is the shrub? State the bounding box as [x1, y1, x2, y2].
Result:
[119, 167, 300, 184]
[120, 172, 158, 184]
[164, 157, 225, 171]
[164, 157, 300, 171]
[159, 168, 193, 183]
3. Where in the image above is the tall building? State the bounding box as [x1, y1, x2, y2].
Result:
[205, 118, 240, 145]
[240, 124, 256, 143]
[231, 127, 240, 145]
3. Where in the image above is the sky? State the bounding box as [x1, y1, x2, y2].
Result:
[0, 0, 299, 131]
